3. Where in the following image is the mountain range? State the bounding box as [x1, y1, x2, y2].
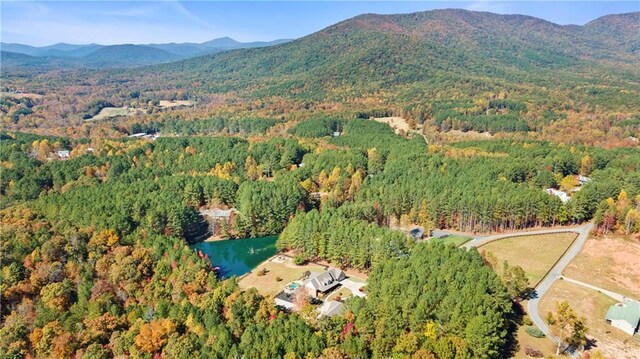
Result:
[2, 9, 638, 140]
[0, 37, 292, 68]
[146, 10, 639, 109]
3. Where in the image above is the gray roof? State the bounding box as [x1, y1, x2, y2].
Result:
[308, 272, 340, 292]
[307, 267, 345, 292]
[410, 227, 424, 239]
[212, 209, 233, 218]
[275, 291, 294, 304]
[319, 301, 344, 318]
[328, 267, 346, 281]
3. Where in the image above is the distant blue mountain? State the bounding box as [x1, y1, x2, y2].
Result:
[0, 37, 293, 68]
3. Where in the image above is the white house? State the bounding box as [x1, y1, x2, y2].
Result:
[577, 175, 591, 185]
[605, 300, 640, 336]
[545, 188, 570, 203]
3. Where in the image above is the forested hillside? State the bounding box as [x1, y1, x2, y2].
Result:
[2, 10, 638, 144]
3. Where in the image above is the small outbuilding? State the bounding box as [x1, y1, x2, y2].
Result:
[605, 300, 640, 336]
[318, 300, 344, 318]
[57, 150, 70, 159]
[274, 291, 296, 311]
[409, 227, 425, 240]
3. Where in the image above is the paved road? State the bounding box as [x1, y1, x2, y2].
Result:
[461, 225, 589, 250]
[463, 222, 594, 358]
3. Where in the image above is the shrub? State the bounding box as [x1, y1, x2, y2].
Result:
[523, 317, 533, 326]
[293, 254, 307, 266]
[524, 345, 543, 358]
[257, 268, 268, 277]
[526, 327, 546, 338]
[275, 276, 283, 282]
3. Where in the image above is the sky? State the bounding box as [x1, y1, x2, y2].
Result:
[2, 1, 639, 46]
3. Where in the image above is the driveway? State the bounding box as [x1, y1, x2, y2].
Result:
[463, 222, 594, 358]
[341, 278, 366, 298]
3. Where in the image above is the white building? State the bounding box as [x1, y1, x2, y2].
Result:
[545, 188, 570, 203]
[605, 300, 640, 336]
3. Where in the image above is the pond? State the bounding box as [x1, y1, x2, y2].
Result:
[190, 236, 277, 278]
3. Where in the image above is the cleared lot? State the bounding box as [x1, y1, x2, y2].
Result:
[563, 234, 640, 299]
[539, 279, 640, 359]
[480, 232, 577, 286]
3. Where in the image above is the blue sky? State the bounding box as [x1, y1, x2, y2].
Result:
[2, 1, 638, 46]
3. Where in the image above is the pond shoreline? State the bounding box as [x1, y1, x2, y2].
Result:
[190, 235, 278, 278]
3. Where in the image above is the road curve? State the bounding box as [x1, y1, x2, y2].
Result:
[463, 222, 594, 357]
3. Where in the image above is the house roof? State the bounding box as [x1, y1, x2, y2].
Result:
[319, 300, 344, 318]
[307, 271, 340, 292]
[410, 227, 424, 239]
[606, 300, 640, 328]
[275, 291, 294, 304]
[212, 209, 233, 218]
[328, 267, 345, 281]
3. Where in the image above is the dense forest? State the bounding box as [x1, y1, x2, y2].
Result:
[1, 117, 639, 357]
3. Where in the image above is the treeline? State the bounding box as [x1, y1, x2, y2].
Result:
[161, 117, 279, 136]
[278, 208, 414, 270]
[288, 116, 343, 138]
[1, 134, 311, 240]
[32, 175, 235, 242]
[347, 243, 514, 358]
[0, 209, 325, 358]
[234, 178, 307, 238]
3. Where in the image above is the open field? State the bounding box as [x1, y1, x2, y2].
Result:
[514, 313, 559, 358]
[539, 279, 640, 359]
[373, 116, 412, 134]
[1, 91, 43, 99]
[480, 232, 577, 286]
[430, 234, 472, 247]
[238, 256, 327, 297]
[159, 100, 194, 108]
[563, 235, 640, 299]
[440, 129, 494, 142]
[88, 106, 138, 121]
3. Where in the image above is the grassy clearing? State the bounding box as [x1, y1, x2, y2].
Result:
[514, 313, 558, 358]
[480, 232, 577, 286]
[563, 234, 640, 299]
[89, 107, 132, 121]
[430, 234, 472, 247]
[159, 100, 194, 108]
[238, 257, 326, 297]
[539, 279, 640, 359]
[1, 92, 43, 99]
[372, 116, 412, 134]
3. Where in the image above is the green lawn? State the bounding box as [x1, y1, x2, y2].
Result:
[480, 233, 577, 286]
